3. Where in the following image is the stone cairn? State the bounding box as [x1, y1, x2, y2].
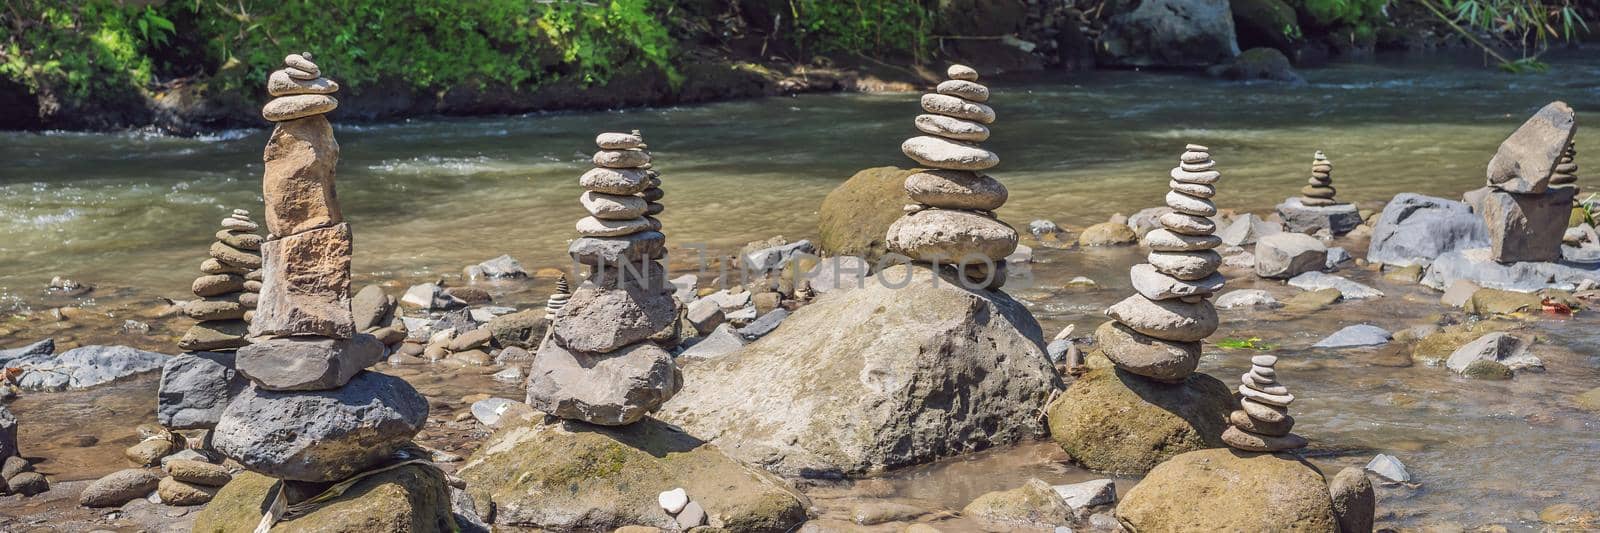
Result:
[526, 131, 679, 426]
[1096, 145, 1223, 383]
[886, 64, 1018, 289]
[210, 53, 428, 487]
[1222, 354, 1308, 452]
[178, 210, 263, 351]
[1469, 101, 1578, 263]
[1299, 151, 1338, 206]
[544, 275, 572, 321]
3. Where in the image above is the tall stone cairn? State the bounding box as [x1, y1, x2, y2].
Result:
[1095, 144, 1224, 383]
[527, 131, 680, 426]
[211, 53, 426, 484]
[1299, 151, 1339, 206]
[1222, 355, 1308, 452]
[178, 210, 263, 351]
[1551, 141, 1578, 189]
[886, 64, 1018, 289]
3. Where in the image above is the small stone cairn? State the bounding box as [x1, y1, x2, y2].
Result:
[210, 53, 427, 486]
[1095, 145, 1224, 382]
[1299, 151, 1338, 207]
[544, 275, 572, 321]
[886, 64, 1018, 289]
[527, 131, 680, 426]
[1222, 355, 1308, 452]
[1552, 140, 1578, 190]
[178, 210, 263, 351]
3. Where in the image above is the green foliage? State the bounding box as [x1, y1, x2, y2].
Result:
[787, 0, 934, 61]
[1291, 0, 1390, 28]
[1422, 0, 1589, 72]
[0, 1, 168, 99]
[1216, 337, 1278, 351]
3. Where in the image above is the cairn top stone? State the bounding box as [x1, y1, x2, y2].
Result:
[1487, 101, 1577, 194]
[948, 64, 979, 81]
[262, 52, 340, 121]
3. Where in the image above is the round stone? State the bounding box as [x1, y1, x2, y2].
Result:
[1129, 263, 1224, 300]
[936, 79, 989, 103]
[192, 274, 246, 297]
[221, 218, 258, 231]
[580, 167, 650, 195]
[1169, 180, 1215, 198]
[641, 187, 664, 202]
[1166, 191, 1217, 216]
[1229, 410, 1294, 437]
[1308, 176, 1331, 185]
[596, 132, 644, 150]
[1148, 250, 1222, 280]
[1238, 384, 1295, 407]
[1300, 197, 1337, 206]
[1251, 365, 1276, 378]
[593, 149, 651, 169]
[1143, 229, 1222, 252]
[921, 94, 995, 124]
[1241, 372, 1277, 389]
[1170, 167, 1220, 185]
[1095, 321, 1201, 382]
[1241, 398, 1288, 423]
[1105, 294, 1219, 342]
[1160, 212, 1216, 235]
[948, 64, 979, 81]
[1301, 185, 1337, 198]
[1181, 152, 1211, 164]
[1221, 426, 1307, 452]
[914, 114, 990, 142]
[261, 94, 338, 122]
[904, 170, 1008, 210]
[267, 70, 339, 97]
[576, 216, 652, 237]
[1185, 143, 1209, 151]
[886, 209, 1019, 262]
[284, 54, 319, 77]
[580, 191, 648, 220]
[1251, 355, 1278, 366]
[902, 136, 998, 170]
[1312, 164, 1333, 173]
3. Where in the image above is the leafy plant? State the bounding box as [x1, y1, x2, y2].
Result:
[787, 0, 934, 63]
[1419, 0, 1590, 72]
[1216, 337, 1278, 350]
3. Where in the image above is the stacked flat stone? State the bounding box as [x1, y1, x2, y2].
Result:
[527, 131, 680, 426]
[1299, 151, 1339, 206]
[1551, 141, 1578, 189]
[1222, 355, 1308, 452]
[211, 54, 425, 485]
[261, 53, 339, 122]
[544, 275, 571, 321]
[886, 64, 1018, 288]
[1095, 145, 1223, 383]
[178, 210, 263, 351]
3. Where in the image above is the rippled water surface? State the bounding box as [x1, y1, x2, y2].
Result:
[2, 52, 1599, 530]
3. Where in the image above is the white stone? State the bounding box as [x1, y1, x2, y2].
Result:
[902, 136, 998, 171]
[914, 114, 990, 142]
[921, 94, 995, 124]
[658, 487, 689, 514]
[1365, 454, 1410, 483]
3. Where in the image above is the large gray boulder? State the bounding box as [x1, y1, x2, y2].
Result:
[212, 371, 428, 482]
[1254, 233, 1327, 279]
[1466, 186, 1575, 263]
[1367, 193, 1489, 266]
[1099, 0, 1239, 68]
[1420, 248, 1600, 291]
[551, 265, 678, 354]
[525, 342, 680, 426]
[658, 264, 1062, 478]
[5, 345, 167, 391]
[158, 352, 248, 430]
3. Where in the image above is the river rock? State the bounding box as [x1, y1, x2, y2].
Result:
[1129, 263, 1224, 300]
[1095, 321, 1200, 382]
[212, 371, 428, 482]
[1444, 332, 1540, 375]
[1365, 454, 1410, 482]
[904, 170, 1008, 210]
[580, 167, 650, 195]
[267, 69, 338, 96]
[743, 239, 816, 273]
[261, 115, 341, 236]
[1311, 324, 1391, 349]
[165, 458, 232, 486]
[1104, 294, 1218, 342]
[581, 190, 650, 220]
[551, 269, 677, 354]
[6, 345, 167, 392]
[593, 149, 651, 168]
[901, 136, 999, 170]
[183, 296, 247, 321]
[1148, 250, 1223, 280]
[1079, 221, 1139, 246]
[1099, 0, 1239, 67]
[177, 319, 250, 351]
[818, 167, 918, 264]
[1217, 213, 1280, 246]
[962, 478, 1074, 530]
[486, 309, 547, 349]
[462, 254, 527, 280]
[525, 342, 680, 426]
[235, 334, 384, 391]
[804, 256, 871, 294]
[1329, 467, 1375, 533]
[1278, 197, 1362, 236]
[1467, 186, 1576, 263]
[1047, 367, 1233, 474]
[458, 416, 808, 531]
[1215, 289, 1279, 309]
[886, 209, 1018, 262]
[1052, 479, 1116, 510]
[8, 471, 47, 496]
[350, 284, 394, 332]
[678, 324, 747, 360]
[1487, 101, 1577, 194]
[576, 216, 654, 237]
[1116, 448, 1336, 530]
[193, 465, 453, 532]
[914, 114, 990, 142]
[1421, 247, 1600, 291]
[158, 476, 219, 505]
[1254, 232, 1327, 279]
[1367, 193, 1489, 266]
[0, 407, 15, 459]
[1288, 271, 1383, 299]
[81, 468, 161, 507]
[659, 264, 1060, 477]
[569, 233, 666, 269]
[157, 351, 247, 429]
[251, 223, 354, 339]
[920, 93, 995, 124]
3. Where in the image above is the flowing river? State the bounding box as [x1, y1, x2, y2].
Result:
[1, 51, 1598, 530]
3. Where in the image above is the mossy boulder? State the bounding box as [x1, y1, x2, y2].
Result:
[191, 464, 453, 533]
[1576, 388, 1600, 413]
[1078, 222, 1138, 246]
[458, 416, 809, 532]
[1231, 0, 1299, 51]
[1207, 47, 1302, 82]
[1463, 288, 1544, 315]
[1046, 367, 1234, 475]
[818, 166, 916, 265]
[1461, 359, 1513, 380]
[962, 478, 1075, 529]
[1116, 448, 1337, 531]
[1409, 319, 1520, 364]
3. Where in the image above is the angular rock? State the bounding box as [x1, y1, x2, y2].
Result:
[525, 342, 679, 426]
[1047, 367, 1233, 474]
[660, 264, 1060, 477]
[886, 209, 1019, 262]
[743, 239, 816, 273]
[1217, 213, 1280, 246]
[552, 267, 678, 354]
[193, 465, 454, 532]
[1467, 186, 1576, 263]
[1277, 197, 1363, 235]
[1099, 0, 1239, 67]
[213, 371, 428, 482]
[262, 115, 341, 236]
[0, 338, 53, 364]
[235, 334, 384, 391]
[157, 351, 247, 429]
[1052, 479, 1116, 510]
[1487, 101, 1577, 194]
[1365, 454, 1410, 482]
[1311, 324, 1392, 349]
[1421, 247, 1600, 291]
[1445, 332, 1540, 374]
[1148, 250, 1223, 280]
[251, 223, 354, 339]
[177, 319, 250, 352]
[962, 478, 1074, 529]
[487, 309, 547, 349]
[351, 284, 394, 332]
[678, 323, 747, 360]
[1367, 193, 1489, 266]
[462, 254, 528, 280]
[1254, 232, 1327, 279]
[1116, 449, 1336, 530]
[1095, 321, 1201, 382]
[569, 232, 666, 267]
[1105, 294, 1218, 342]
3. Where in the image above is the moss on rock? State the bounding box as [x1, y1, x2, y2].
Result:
[191, 464, 453, 533]
[818, 166, 917, 265]
[1046, 367, 1234, 475]
[1117, 448, 1337, 531]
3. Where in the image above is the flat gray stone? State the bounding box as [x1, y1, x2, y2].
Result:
[1277, 197, 1362, 235]
[736, 308, 789, 340]
[157, 352, 247, 429]
[1052, 479, 1116, 510]
[1287, 271, 1383, 299]
[1420, 247, 1600, 291]
[235, 334, 385, 391]
[1366, 193, 1488, 266]
[678, 324, 747, 360]
[525, 342, 679, 426]
[1254, 232, 1327, 279]
[1445, 332, 1542, 374]
[1311, 324, 1392, 349]
[1486, 101, 1576, 194]
[743, 239, 817, 273]
[6, 345, 167, 391]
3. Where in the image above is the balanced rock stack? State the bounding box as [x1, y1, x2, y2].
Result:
[1222, 355, 1308, 452]
[1299, 151, 1338, 206]
[1277, 149, 1362, 235]
[1467, 101, 1578, 263]
[208, 53, 427, 486]
[544, 275, 571, 320]
[261, 52, 338, 122]
[178, 210, 263, 351]
[1095, 145, 1224, 382]
[527, 131, 680, 426]
[887, 64, 1018, 289]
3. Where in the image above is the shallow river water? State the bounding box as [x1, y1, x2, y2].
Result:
[1, 52, 1599, 530]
